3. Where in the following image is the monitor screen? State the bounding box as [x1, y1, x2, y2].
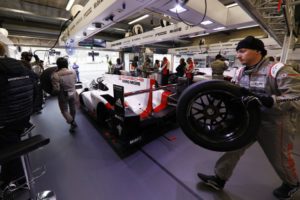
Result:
[78, 38, 106, 48]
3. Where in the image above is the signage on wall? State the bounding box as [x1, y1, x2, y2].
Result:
[107, 22, 204, 49]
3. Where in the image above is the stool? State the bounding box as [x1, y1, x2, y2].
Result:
[0, 134, 54, 200]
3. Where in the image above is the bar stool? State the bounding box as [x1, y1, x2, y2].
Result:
[0, 134, 55, 200]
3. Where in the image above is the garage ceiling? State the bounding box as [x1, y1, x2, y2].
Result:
[2, 0, 286, 49]
[0, 0, 239, 47]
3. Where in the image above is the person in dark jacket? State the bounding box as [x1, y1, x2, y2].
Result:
[20, 51, 33, 70]
[0, 42, 36, 189]
[176, 58, 186, 77]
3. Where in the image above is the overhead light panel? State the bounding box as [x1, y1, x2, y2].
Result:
[201, 20, 213, 25]
[189, 33, 209, 38]
[114, 28, 126, 32]
[153, 26, 162, 30]
[128, 14, 149, 25]
[226, 3, 238, 8]
[213, 26, 226, 30]
[87, 26, 96, 31]
[169, 4, 187, 13]
[237, 24, 259, 30]
[66, 0, 75, 11]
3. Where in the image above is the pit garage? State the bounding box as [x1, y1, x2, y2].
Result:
[0, 0, 300, 200]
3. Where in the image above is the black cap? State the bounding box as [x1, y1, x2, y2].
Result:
[236, 36, 267, 57]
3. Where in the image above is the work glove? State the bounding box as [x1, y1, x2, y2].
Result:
[255, 95, 274, 108]
[240, 87, 274, 108]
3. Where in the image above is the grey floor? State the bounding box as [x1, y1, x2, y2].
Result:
[29, 97, 300, 200]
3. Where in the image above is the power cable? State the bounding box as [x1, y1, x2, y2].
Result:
[49, 16, 73, 51]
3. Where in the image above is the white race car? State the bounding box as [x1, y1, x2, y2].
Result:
[79, 74, 181, 153]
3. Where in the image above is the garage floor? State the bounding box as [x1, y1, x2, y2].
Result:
[29, 97, 300, 200]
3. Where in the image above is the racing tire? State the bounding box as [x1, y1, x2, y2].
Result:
[176, 80, 260, 152]
[40, 67, 57, 95]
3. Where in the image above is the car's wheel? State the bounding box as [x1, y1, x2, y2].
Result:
[177, 80, 260, 152]
[40, 67, 57, 95]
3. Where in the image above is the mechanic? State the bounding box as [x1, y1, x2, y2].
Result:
[210, 54, 228, 80]
[72, 62, 80, 82]
[51, 57, 78, 133]
[197, 36, 300, 200]
[160, 57, 170, 85]
[113, 58, 124, 75]
[20, 51, 33, 70]
[185, 57, 194, 85]
[176, 58, 186, 77]
[0, 42, 36, 190]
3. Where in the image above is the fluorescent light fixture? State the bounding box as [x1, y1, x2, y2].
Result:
[226, 3, 238, 8]
[114, 28, 126, 32]
[0, 8, 34, 15]
[75, 35, 82, 38]
[237, 24, 259, 30]
[201, 20, 213, 25]
[213, 26, 226, 30]
[128, 14, 149, 25]
[169, 4, 187, 13]
[87, 26, 96, 31]
[189, 33, 209, 38]
[55, 17, 69, 21]
[66, 0, 75, 11]
[153, 26, 162, 30]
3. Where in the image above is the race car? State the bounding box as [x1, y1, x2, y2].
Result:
[79, 74, 186, 155]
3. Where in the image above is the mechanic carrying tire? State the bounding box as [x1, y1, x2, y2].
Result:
[177, 36, 300, 200]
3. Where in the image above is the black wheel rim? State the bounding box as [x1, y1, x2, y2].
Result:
[186, 89, 249, 144]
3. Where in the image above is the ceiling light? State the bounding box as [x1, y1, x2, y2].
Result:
[87, 26, 96, 31]
[213, 26, 226, 30]
[153, 26, 162, 30]
[66, 0, 75, 11]
[201, 20, 213, 25]
[114, 28, 126, 32]
[128, 14, 149, 25]
[237, 24, 259, 30]
[189, 33, 209, 38]
[55, 17, 69, 21]
[169, 4, 187, 13]
[5, 8, 33, 15]
[226, 3, 238, 8]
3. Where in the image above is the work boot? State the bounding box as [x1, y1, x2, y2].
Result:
[71, 120, 77, 128]
[69, 120, 77, 133]
[197, 173, 226, 190]
[273, 182, 299, 200]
